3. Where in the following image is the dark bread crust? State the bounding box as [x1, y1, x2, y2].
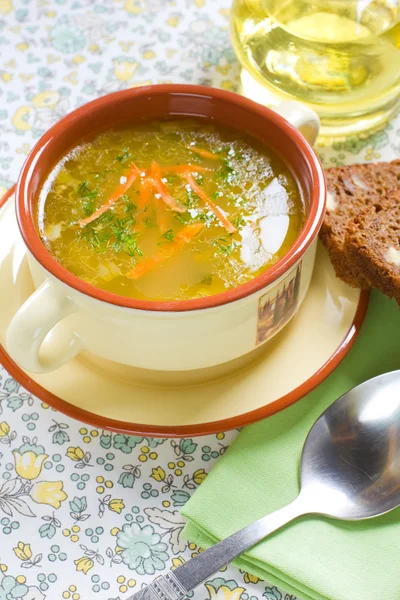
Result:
[345, 194, 400, 304]
[320, 160, 400, 288]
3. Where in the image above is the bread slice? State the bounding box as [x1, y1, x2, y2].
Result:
[320, 160, 400, 288]
[345, 192, 400, 304]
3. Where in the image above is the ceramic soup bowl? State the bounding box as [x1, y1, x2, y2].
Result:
[6, 85, 325, 373]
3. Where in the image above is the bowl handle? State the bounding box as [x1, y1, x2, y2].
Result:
[6, 279, 83, 373]
[274, 101, 320, 146]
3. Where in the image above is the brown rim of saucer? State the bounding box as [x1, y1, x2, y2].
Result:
[16, 84, 326, 312]
[1, 183, 369, 437]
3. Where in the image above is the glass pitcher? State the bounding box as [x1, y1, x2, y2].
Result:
[231, 0, 400, 136]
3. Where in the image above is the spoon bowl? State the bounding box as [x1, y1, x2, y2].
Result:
[301, 370, 400, 519]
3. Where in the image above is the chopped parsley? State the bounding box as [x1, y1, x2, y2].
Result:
[80, 212, 142, 259]
[174, 212, 192, 225]
[165, 174, 178, 185]
[80, 227, 110, 254]
[201, 274, 213, 285]
[233, 215, 246, 228]
[158, 229, 176, 245]
[111, 218, 142, 257]
[197, 212, 215, 226]
[216, 159, 235, 183]
[143, 216, 155, 228]
[77, 181, 98, 199]
[122, 195, 137, 218]
[183, 192, 195, 210]
[162, 229, 175, 242]
[115, 148, 132, 164]
[77, 181, 98, 217]
[214, 236, 236, 256]
[82, 198, 95, 217]
[94, 211, 114, 225]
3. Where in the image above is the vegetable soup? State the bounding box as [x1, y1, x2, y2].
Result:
[37, 119, 305, 301]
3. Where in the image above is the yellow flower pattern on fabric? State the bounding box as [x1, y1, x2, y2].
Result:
[0, 0, 13, 15]
[193, 469, 207, 484]
[13, 450, 48, 480]
[13, 543, 32, 561]
[66, 446, 84, 461]
[206, 582, 246, 600]
[124, 0, 142, 14]
[172, 557, 185, 569]
[151, 467, 166, 482]
[74, 557, 94, 574]
[0, 422, 10, 436]
[12, 106, 35, 132]
[243, 572, 262, 584]
[108, 499, 125, 513]
[113, 58, 138, 82]
[30, 481, 67, 508]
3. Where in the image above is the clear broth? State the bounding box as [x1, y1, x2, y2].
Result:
[37, 119, 305, 301]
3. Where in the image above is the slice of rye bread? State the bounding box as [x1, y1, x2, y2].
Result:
[345, 192, 400, 304]
[319, 160, 400, 288]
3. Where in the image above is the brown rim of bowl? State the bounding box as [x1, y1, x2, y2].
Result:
[16, 84, 326, 312]
[2, 181, 369, 437]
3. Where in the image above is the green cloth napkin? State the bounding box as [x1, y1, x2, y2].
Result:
[182, 291, 400, 600]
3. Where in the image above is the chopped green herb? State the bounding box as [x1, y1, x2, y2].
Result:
[143, 217, 155, 228]
[115, 148, 132, 164]
[216, 159, 235, 183]
[174, 212, 192, 225]
[82, 198, 95, 217]
[183, 192, 195, 209]
[95, 211, 114, 225]
[80, 227, 111, 254]
[157, 229, 176, 245]
[80, 211, 142, 258]
[122, 195, 137, 217]
[77, 180, 98, 199]
[214, 236, 236, 256]
[198, 211, 215, 225]
[111, 219, 142, 257]
[118, 234, 143, 258]
[162, 229, 175, 242]
[233, 215, 246, 228]
[201, 274, 213, 285]
[77, 181, 98, 217]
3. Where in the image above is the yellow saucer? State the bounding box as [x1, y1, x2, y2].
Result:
[0, 188, 368, 436]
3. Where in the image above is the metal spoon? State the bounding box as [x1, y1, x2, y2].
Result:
[129, 370, 400, 600]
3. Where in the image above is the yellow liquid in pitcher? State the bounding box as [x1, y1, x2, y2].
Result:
[231, 0, 400, 135]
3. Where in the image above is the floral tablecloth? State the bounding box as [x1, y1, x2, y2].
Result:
[0, 1, 399, 600]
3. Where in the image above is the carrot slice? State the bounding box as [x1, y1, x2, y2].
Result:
[151, 162, 186, 213]
[127, 222, 204, 280]
[79, 162, 141, 227]
[184, 173, 237, 234]
[154, 196, 169, 234]
[139, 178, 153, 210]
[187, 146, 220, 160]
[162, 164, 210, 174]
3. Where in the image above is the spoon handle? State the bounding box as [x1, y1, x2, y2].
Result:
[127, 496, 305, 600]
